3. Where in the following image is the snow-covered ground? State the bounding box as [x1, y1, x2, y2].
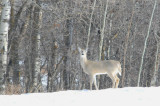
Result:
[0, 87, 159, 106]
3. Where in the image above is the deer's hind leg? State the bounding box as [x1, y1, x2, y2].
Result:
[115, 75, 120, 88]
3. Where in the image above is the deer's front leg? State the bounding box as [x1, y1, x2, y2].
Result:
[93, 75, 99, 90]
[90, 75, 93, 90]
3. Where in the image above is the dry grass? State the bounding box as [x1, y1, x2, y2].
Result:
[5, 84, 25, 95]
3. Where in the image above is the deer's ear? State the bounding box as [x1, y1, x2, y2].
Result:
[78, 47, 81, 52]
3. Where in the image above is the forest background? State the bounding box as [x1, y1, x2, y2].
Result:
[0, 0, 160, 94]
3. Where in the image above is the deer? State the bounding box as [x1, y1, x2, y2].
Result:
[78, 47, 121, 90]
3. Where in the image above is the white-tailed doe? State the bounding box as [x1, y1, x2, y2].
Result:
[78, 47, 121, 90]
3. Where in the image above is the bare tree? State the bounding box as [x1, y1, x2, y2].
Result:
[32, 0, 42, 92]
[99, 0, 108, 60]
[86, 0, 96, 49]
[0, 0, 11, 93]
[121, 0, 135, 87]
[151, 34, 160, 86]
[98, 0, 108, 88]
[137, 0, 157, 87]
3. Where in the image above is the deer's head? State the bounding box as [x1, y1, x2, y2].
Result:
[78, 47, 87, 58]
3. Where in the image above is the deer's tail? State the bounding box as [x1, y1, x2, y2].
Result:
[118, 63, 122, 76]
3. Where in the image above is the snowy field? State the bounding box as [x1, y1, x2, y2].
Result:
[0, 87, 160, 106]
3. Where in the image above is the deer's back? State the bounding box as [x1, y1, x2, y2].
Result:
[84, 60, 120, 75]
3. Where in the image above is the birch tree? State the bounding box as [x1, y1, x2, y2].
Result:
[99, 0, 108, 61]
[137, 0, 157, 87]
[0, 0, 11, 93]
[86, 0, 96, 49]
[32, 1, 42, 92]
[97, 0, 108, 89]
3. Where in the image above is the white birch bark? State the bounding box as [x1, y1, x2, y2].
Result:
[33, 8, 42, 92]
[97, 0, 108, 88]
[0, 0, 11, 92]
[107, 13, 113, 59]
[137, 0, 157, 87]
[99, 0, 108, 60]
[86, 0, 96, 49]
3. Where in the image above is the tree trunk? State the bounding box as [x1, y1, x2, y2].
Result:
[10, 0, 20, 85]
[151, 35, 159, 86]
[47, 37, 58, 92]
[98, 0, 108, 89]
[0, 0, 11, 93]
[99, 0, 108, 61]
[137, 0, 157, 87]
[121, 3, 135, 87]
[32, 1, 42, 92]
[86, 0, 97, 49]
[63, 19, 73, 90]
[23, 5, 33, 93]
[63, 1, 73, 90]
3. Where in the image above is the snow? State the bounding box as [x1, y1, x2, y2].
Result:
[0, 87, 160, 106]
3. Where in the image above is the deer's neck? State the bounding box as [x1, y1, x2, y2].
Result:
[80, 56, 88, 69]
